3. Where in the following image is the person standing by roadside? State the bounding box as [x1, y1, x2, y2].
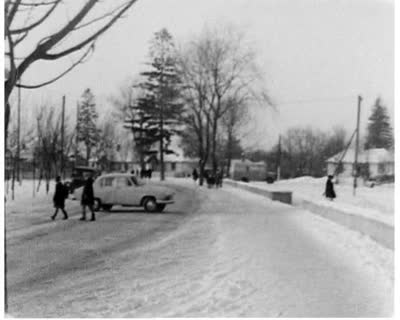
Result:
[80, 173, 96, 221]
[324, 175, 336, 201]
[51, 176, 68, 220]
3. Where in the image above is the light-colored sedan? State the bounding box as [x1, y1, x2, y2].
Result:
[73, 173, 175, 213]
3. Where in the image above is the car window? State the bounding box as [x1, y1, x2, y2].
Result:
[114, 177, 131, 188]
[102, 177, 114, 187]
[130, 176, 139, 186]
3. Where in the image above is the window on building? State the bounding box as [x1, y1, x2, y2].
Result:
[171, 162, 176, 171]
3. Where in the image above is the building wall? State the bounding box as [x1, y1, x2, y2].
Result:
[327, 161, 394, 179]
[231, 162, 267, 181]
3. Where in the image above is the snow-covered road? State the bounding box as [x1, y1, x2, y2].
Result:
[6, 180, 393, 317]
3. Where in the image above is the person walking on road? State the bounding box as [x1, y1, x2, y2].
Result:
[192, 168, 198, 184]
[80, 173, 96, 221]
[324, 175, 336, 201]
[51, 176, 68, 220]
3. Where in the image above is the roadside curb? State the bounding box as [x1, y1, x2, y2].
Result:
[224, 179, 292, 204]
[224, 179, 394, 250]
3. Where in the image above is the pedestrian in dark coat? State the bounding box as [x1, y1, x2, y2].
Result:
[324, 175, 336, 200]
[51, 176, 68, 220]
[80, 174, 96, 221]
[192, 168, 198, 182]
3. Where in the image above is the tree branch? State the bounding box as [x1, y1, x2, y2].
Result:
[9, 0, 60, 35]
[16, 44, 94, 89]
[17, 0, 59, 6]
[72, 2, 128, 32]
[6, 0, 22, 32]
[42, 0, 138, 60]
[14, 30, 29, 46]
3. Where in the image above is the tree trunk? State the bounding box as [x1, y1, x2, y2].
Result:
[159, 106, 165, 181]
[5, 102, 10, 151]
[86, 142, 91, 166]
[211, 117, 218, 176]
[226, 127, 233, 177]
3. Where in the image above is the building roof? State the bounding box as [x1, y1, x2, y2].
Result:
[326, 148, 394, 164]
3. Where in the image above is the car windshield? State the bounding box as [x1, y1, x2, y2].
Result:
[131, 176, 144, 186]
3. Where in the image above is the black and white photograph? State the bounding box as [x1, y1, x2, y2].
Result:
[2, 0, 396, 317]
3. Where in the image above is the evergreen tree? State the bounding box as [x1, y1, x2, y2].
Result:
[123, 94, 160, 171]
[77, 88, 100, 164]
[365, 98, 393, 149]
[139, 28, 184, 180]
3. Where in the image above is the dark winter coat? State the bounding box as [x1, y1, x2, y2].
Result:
[192, 169, 198, 181]
[81, 177, 95, 206]
[325, 179, 336, 199]
[53, 182, 66, 208]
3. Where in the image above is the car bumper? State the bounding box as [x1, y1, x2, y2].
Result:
[156, 199, 174, 205]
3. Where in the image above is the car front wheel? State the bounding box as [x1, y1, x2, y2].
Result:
[143, 197, 158, 213]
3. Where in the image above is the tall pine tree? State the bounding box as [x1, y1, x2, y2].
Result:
[123, 94, 160, 171]
[139, 28, 184, 180]
[77, 88, 100, 164]
[365, 98, 393, 150]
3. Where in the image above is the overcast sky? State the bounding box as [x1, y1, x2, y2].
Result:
[12, 0, 394, 150]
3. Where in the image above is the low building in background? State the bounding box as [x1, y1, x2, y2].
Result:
[326, 148, 394, 180]
[230, 159, 267, 181]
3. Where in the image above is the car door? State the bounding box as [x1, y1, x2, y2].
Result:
[97, 177, 115, 204]
[113, 177, 138, 206]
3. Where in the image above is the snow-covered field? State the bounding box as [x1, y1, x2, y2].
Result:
[4, 178, 394, 317]
[252, 176, 394, 226]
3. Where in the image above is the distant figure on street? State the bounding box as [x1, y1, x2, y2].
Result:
[80, 174, 96, 221]
[216, 169, 223, 188]
[51, 176, 68, 220]
[206, 171, 215, 188]
[324, 175, 336, 201]
[192, 168, 198, 183]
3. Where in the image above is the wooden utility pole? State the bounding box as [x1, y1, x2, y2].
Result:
[60, 95, 66, 179]
[353, 95, 362, 196]
[75, 101, 79, 167]
[16, 82, 21, 183]
[277, 134, 281, 181]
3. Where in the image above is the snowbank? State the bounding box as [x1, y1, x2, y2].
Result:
[252, 178, 394, 226]
[225, 177, 394, 249]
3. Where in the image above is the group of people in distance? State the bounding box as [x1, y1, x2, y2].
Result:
[131, 168, 153, 179]
[52, 173, 96, 222]
[192, 168, 223, 188]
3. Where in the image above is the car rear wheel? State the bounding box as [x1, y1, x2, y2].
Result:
[93, 198, 101, 212]
[143, 197, 158, 213]
[157, 204, 166, 212]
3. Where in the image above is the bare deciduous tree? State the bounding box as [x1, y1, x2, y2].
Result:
[4, 0, 139, 145]
[35, 104, 62, 193]
[178, 25, 272, 180]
